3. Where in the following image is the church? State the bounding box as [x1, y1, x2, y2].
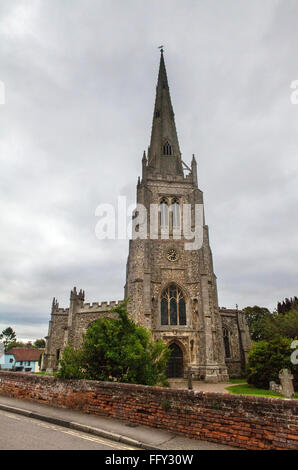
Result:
[43, 51, 251, 382]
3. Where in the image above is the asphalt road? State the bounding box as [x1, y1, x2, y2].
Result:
[0, 409, 140, 450]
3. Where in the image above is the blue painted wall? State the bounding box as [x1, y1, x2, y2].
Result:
[1, 355, 37, 372]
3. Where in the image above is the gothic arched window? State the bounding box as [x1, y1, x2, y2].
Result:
[160, 198, 169, 229]
[171, 198, 181, 230]
[223, 327, 231, 358]
[163, 141, 172, 156]
[161, 284, 186, 326]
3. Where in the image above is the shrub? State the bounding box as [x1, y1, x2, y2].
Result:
[57, 345, 85, 380]
[246, 336, 297, 389]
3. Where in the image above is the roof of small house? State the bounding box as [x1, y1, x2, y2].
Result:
[7, 348, 44, 362]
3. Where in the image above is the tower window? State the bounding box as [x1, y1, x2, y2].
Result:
[163, 141, 172, 156]
[161, 284, 186, 326]
[171, 198, 180, 230]
[160, 198, 169, 228]
[223, 328, 231, 358]
[155, 110, 160, 118]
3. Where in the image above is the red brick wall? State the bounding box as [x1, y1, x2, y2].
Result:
[0, 371, 297, 450]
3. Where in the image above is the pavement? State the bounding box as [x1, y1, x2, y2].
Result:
[167, 379, 232, 394]
[0, 395, 237, 450]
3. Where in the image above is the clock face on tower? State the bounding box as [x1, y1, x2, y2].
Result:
[167, 249, 178, 262]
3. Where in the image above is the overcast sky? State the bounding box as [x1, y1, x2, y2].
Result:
[0, 0, 298, 341]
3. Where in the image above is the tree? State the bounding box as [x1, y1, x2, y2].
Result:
[58, 301, 170, 386]
[0, 327, 17, 352]
[5, 341, 26, 351]
[243, 306, 272, 341]
[262, 309, 298, 340]
[33, 339, 46, 349]
[277, 296, 298, 315]
[246, 336, 297, 389]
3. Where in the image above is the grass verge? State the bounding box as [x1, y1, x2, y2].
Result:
[226, 382, 298, 399]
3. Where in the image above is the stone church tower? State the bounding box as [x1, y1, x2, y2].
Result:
[43, 51, 251, 381]
[125, 50, 229, 382]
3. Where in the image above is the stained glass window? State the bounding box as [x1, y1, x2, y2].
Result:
[161, 285, 186, 326]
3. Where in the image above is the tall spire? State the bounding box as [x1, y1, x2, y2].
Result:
[147, 50, 183, 176]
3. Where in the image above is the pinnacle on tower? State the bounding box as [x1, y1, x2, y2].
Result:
[191, 154, 198, 187]
[51, 297, 59, 312]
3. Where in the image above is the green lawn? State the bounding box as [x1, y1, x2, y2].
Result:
[35, 371, 58, 376]
[226, 382, 298, 400]
[228, 377, 247, 384]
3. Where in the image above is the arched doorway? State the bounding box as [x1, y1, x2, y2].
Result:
[166, 343, 183, 378]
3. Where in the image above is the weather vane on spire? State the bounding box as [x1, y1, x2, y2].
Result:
[158, 45, 164, 53]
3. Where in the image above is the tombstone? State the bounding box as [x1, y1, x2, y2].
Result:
[187, 366, 193, 390]
[269, 381, 282, 394]
[279, 369, 295, 399]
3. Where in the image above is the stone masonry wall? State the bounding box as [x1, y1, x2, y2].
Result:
[0, 371, 297, 450]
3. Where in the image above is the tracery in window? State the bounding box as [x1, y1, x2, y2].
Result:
[161, 284, 186, 326]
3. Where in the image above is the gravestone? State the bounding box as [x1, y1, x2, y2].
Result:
[270, 381, 282, 394]
[279, 369, 295, 399]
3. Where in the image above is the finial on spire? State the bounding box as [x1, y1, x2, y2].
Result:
[158, 45, 164, 54]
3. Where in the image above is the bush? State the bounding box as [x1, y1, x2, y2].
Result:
[58, 301, 170, 386]
[246, 336, 297, 389]
[57, 346, 85, 380]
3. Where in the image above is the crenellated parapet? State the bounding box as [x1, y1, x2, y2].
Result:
[50, 290, 123, 317]
[78, 300, 123, 314]
[53, 308, 69, 315]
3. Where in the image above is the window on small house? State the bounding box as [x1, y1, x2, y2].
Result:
[9, 358, 13, 363]
[163, 141, 172, 156]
